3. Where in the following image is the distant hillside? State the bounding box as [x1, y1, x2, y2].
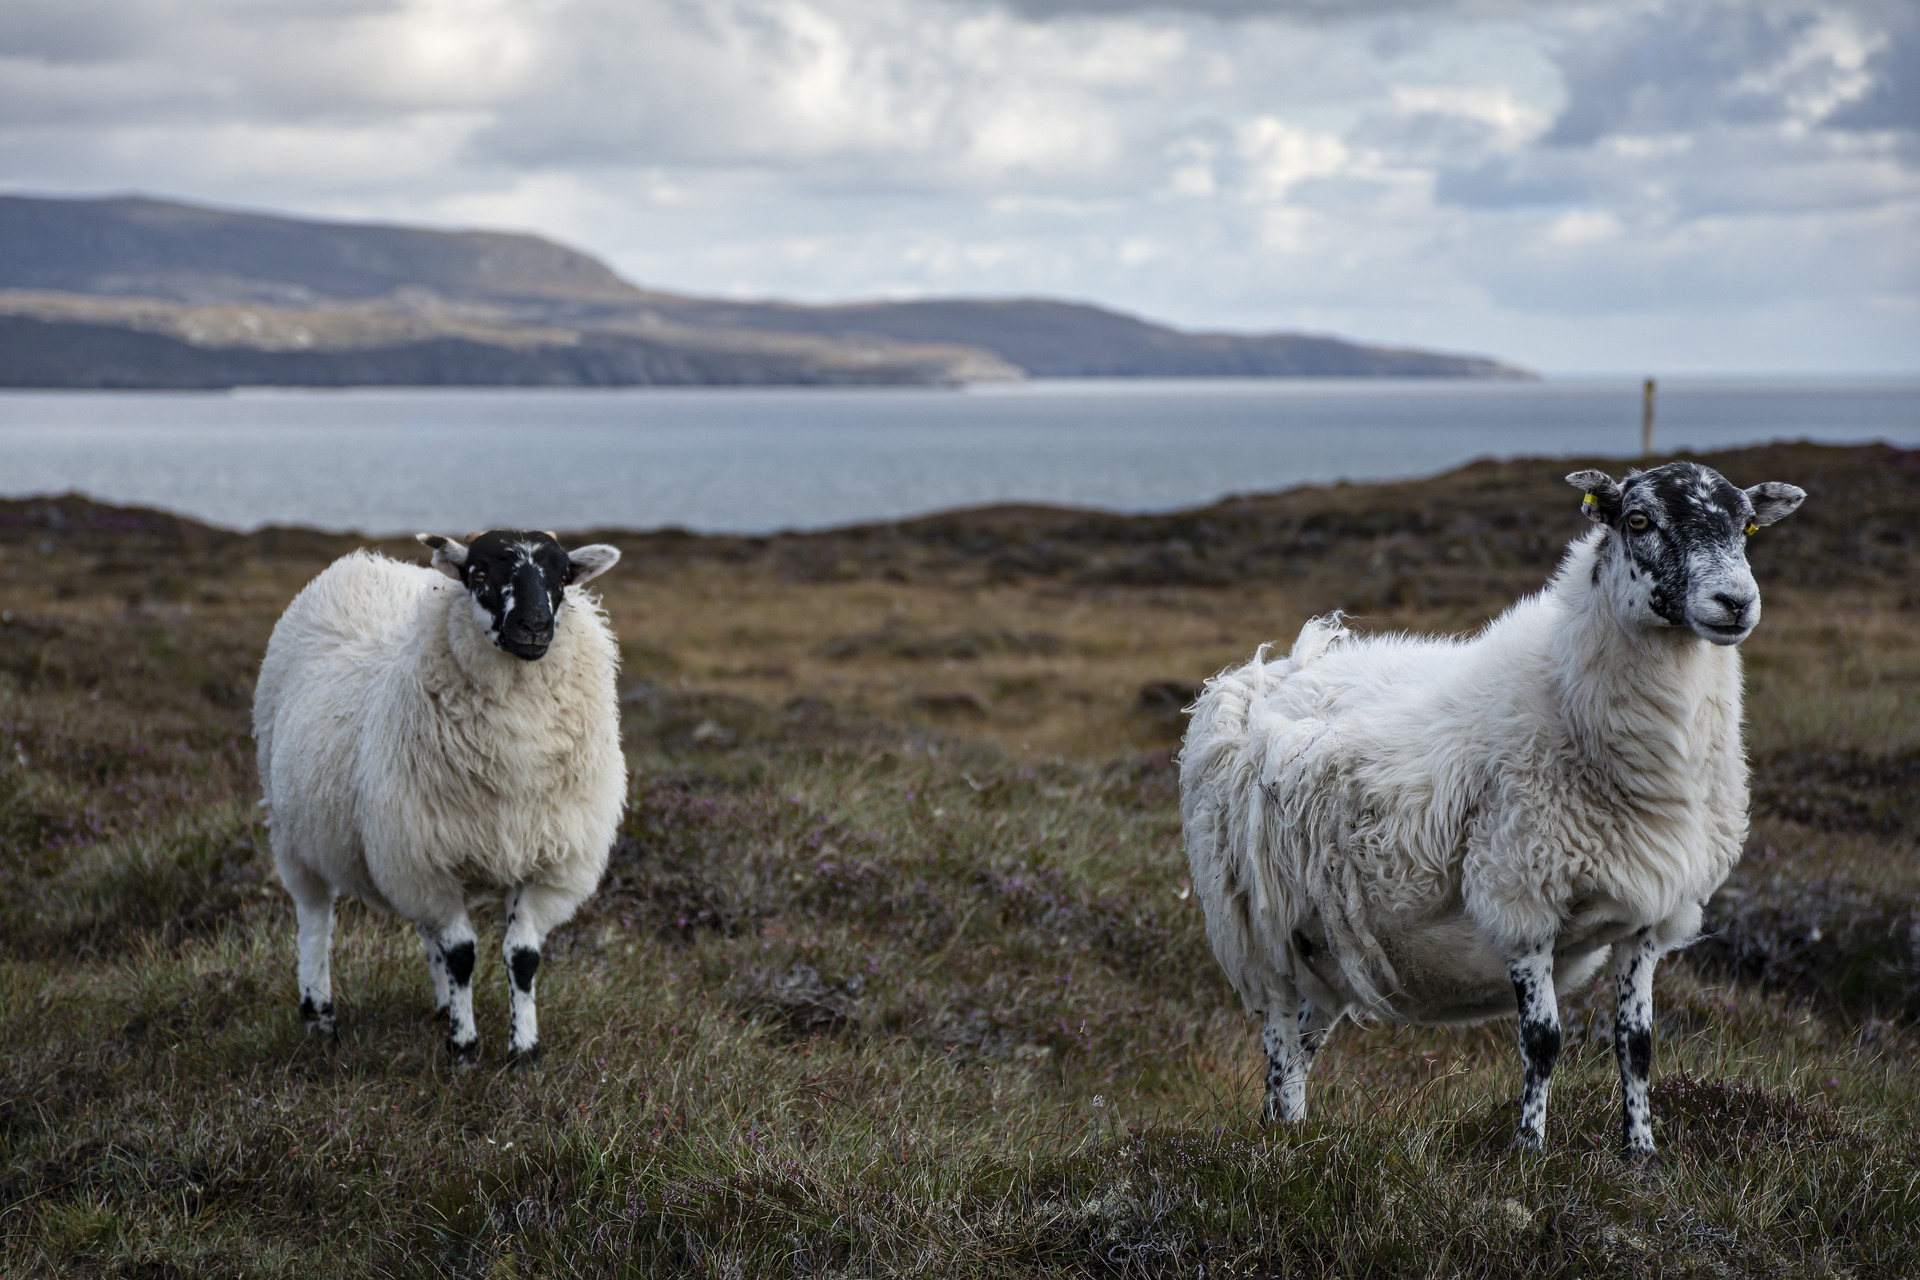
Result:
[0, 194, 1533, 387]
[652, 296, 1529, 379]
[0, 194, 646, 306]
[0, 315, 1010, 390]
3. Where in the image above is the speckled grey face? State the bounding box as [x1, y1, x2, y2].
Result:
[415, 530, 623, 661]
[1567, 463, 1806, 645]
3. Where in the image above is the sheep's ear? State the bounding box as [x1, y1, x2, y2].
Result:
[1745, 482, 1805, 528]
[1566, 469, 1622, 523]
[566, 543, 620, 585]
[416, 533, 468, 581]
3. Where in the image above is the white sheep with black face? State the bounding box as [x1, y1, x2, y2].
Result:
[254, 530, 625, 1063]
[1179, 461, 1805, 1156]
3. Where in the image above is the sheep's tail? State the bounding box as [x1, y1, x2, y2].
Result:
[1282, 610, 1348, 669]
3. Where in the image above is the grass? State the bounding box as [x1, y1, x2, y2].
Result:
[1, 442, 1917, 1277]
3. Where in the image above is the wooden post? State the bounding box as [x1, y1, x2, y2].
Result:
[1641, 377, 1656, 457]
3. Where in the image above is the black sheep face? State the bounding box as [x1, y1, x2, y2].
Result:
[415, 530, 621, 661]
[1567, 462, 1805, 645]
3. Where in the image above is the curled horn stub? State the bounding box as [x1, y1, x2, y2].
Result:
[465, 530, 487, 544]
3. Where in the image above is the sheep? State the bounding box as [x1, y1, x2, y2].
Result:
[1179, 462, 1805, 1156]
[253, 529, 625, 1063]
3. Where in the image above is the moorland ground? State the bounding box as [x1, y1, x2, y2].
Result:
[2, 441, 1917, 1277]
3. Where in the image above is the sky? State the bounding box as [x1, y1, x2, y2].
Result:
[2, 0, 1917, 374]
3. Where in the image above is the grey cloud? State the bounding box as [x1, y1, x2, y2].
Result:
[1349, 107, 1510, 167]
[1542, 0, 1915, 145]
[1544, 5, 1821, 145]
[0, 0, 167, 63]
[976, 0, 1516, 21]
[1432, 155, 1588, 211]
[1828, 6, 1920, 130]
[0, 0, 484, 130]
[1439, 125, 1915, 221]
[1421, 1, 1920, 223]
[0, 0, 393, 64]
[468, 0, 1227, 196]
[1459, 203, 1917, 315]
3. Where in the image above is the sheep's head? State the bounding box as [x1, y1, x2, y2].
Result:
[1568, 462, 1804, 646]
[415, 530, 620, 661]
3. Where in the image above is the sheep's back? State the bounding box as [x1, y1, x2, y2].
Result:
[258, 554, 431, 733]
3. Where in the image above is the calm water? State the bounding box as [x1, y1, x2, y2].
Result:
[1, 378, 1914, 535]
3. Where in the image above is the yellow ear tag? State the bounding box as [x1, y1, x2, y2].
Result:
[1745, 522, 1758, 536]
[1582, 494, 1597, 509]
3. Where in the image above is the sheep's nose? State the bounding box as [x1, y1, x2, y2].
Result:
[503, 609, 554, 643]
[1712, 592, 1754, 620]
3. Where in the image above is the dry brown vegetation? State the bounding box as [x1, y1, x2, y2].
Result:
[1, 441, 1917, 1277]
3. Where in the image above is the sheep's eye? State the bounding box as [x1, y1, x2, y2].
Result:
[1625, 512, 1651, 532]
[470, 568, 488, 585]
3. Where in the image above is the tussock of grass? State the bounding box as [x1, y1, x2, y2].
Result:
[2, 444, 1917, 1277]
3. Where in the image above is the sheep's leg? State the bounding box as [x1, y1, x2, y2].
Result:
[416, 921, 450, 1021]
[1261, 994, 1327, 1124]
[503, 882, 573, 1065]
[285, 865, 337, 1040]
[1297, 998, 1336, 1078]
[501, 886, 541, 1063]
[1506, 948, 1561, 1151]
[432, 914, 480, 1063]
[1611, 930, 1659, 1160]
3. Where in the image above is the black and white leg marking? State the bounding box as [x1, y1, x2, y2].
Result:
[287, 866, 337, 1040]
[1261, 996, 1335, 1124]
[417, 920, 450, 1021]
[503, 885, 543, 1064]
[1611, 930, 1659, 1159]
[436, 915, 480, 1063]
[1507, 948, 1562, 1151]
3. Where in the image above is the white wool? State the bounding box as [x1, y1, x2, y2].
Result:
[254, 549, 625, 930]
[1180, 529, 1747, 1025]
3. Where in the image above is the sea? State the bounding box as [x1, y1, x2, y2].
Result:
[1, 377, 1914, 536]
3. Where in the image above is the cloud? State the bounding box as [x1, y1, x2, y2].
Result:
[1543, 3, 1885, 145]
[976, 0, 1515, 21]
[1827, 2, 1920, 131]
[0, 0, 1913, 371]
[471, 0, 1185, 188]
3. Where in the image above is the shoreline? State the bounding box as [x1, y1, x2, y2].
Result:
[1, 437, 1910, 548]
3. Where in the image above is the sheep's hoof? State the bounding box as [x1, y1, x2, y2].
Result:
[507, 1044, 543, 1072]
[300, 997, 338, 1042]
[1621, 1144, 1658, 1168]
[1508, 1129, 1545, 1154]
[447, 1037, 479, 1066]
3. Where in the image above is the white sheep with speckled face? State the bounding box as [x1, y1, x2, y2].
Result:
[253, 530, 625, 1064]
[1179, 461, 1804, 1156]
